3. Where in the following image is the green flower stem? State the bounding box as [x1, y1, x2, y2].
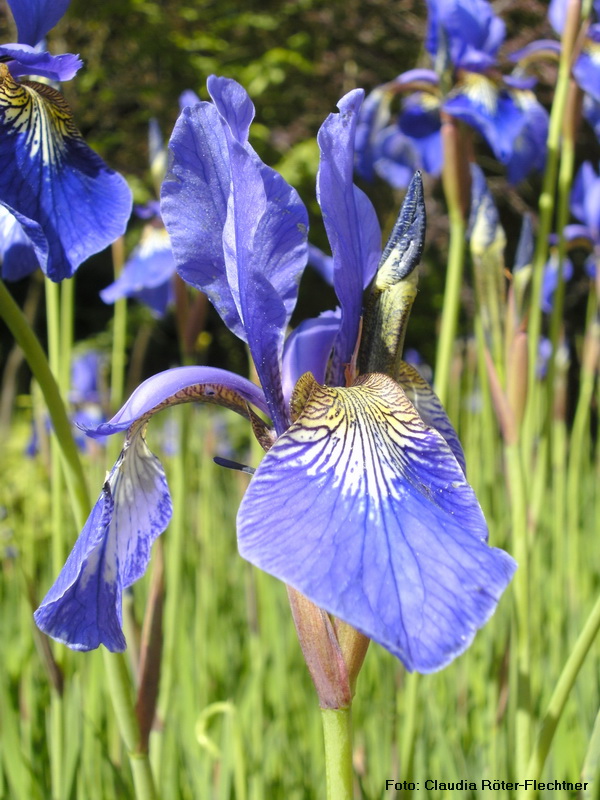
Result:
[546, 80, 580, 434]
[505, 441, 531, 778]
[59, 277, 75, 395]
[103, 651, 158, 800]
[523, 0, 581, 454]
[0, 279, 89, 530]
[321, 707, 353, 800]
[434, 114, 470, 406]
[110, 238, 128, 411]
[45, 278, 68, 800]
[0, 279, 158, 800]
[521, 593, 600, 799]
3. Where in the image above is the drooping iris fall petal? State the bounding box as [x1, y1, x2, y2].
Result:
[34, 430, 172, 651]
[0, 66, 132, 281]
[238, 372, 516, 672]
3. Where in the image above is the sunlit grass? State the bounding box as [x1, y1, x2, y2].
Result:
[1, 372, 598, 798]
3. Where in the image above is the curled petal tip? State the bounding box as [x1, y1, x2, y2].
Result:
[34, 432, 172, 651]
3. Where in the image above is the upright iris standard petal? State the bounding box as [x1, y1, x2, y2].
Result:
[0, 66, 132, 281]
[238, 372, 516, 673]
[162, 80, 308, 357]
[426, 0, 506, 69]
[34, 429, 172, 651]
[317, 89, 382, 384]
[7, 0, 71, 46]
[207, 74, 255, 144]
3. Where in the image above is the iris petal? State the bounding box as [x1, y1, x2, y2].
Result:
[317, 89, 382, 384]
[444, 74, 524, 163]
[0, 205, 39, 280]
[83, 366, 271, 439]
[0, 45, 82, 81]
[100, 226, 175, 316]
[0, 67, 132, 281]
[7, 0, 71, 46]
[238, 372, 516, 672]
[396, 360, 466, 473]
[34, 430, 172, 651]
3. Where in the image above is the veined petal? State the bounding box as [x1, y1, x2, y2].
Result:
[0, 67, 132, 281]
[83, 366, 271, 439]
[238, 372, 516, 672]
[0, 45, 82, 81]
[0, 205, 39, 280]
[7, 0, 71, 46]
[395, 360, 466, 473]
[317, 89, 382, 384]
[34, 429, 172, 651]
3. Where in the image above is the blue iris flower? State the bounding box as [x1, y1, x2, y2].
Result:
[0, 0, 132, 282]
[356, 0, 548, 187]
[35, 77, 515, 672]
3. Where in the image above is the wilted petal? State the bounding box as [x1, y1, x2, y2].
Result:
[238, 372, 516, 672]
[83, 366, 270, 439]
[0, 66, 132, 281]
[317, 89, 382, 383]
[7, 0, 71, 46]
[34, 430, 172, 651]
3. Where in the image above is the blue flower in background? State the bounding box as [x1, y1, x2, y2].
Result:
[0, 0, 132, 282]
[100, 208, 175, 317]
[35, 77, 515, 671]
[356, 0, 549, 187]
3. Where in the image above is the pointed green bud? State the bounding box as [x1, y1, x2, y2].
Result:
[358, 172, 426, 378]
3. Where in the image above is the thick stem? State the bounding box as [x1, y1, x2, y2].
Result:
[321, 707, 353, 800]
